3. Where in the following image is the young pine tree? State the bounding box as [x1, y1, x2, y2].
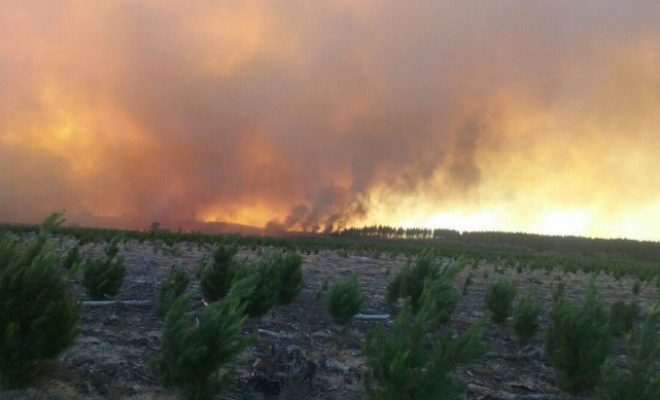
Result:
[462, 271, 474, 296]
[157, 266, 190, 317]
[274, 251, 303, 305]
[62, 243, 81, 270]
[231, 257, 280, 318]
[81, 248, 126, 300]
[608, 300, 640, 338]
[512, 285, 542, 345]
[485, 278, 517, 324]
[198, 244, 239, 302]
[552, 280, 566, 303]
[419, 273, 458, 326]
[364, 274, 485, 400]
[0, 213, 80, 388]
[632, 280, 641, 295]
[546, 280, 610, 394]
[328, 274, 364, 325]
[155, 290, 255, 400]
[386, 250, 443, 312]
[597, 303, 660, 400]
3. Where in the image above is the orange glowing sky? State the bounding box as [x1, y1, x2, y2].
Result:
[1, 1, 660, 239]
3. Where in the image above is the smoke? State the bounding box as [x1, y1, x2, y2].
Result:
[1, 1, 660, 239]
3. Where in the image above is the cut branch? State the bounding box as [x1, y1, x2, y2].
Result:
[354, 313, 390, 320]
[82, 300, 152, 307]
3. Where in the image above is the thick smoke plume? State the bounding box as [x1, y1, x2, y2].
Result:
[1, 1, 660, 239]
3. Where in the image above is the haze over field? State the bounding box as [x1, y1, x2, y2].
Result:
[1, 1, 659, 239]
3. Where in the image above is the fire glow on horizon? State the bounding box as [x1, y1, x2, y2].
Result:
[1, 1, 660, 240]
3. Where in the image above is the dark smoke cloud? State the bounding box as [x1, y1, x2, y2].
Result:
[1, 1, 660, 239]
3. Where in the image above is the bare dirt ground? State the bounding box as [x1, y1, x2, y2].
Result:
[2, 238, 658, 400]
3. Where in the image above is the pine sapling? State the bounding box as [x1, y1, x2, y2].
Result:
[157, 265, 190, 317]
[364, 272, 484, 400]
[275, 251, 303, 305]
[62, 243, 81, 270]
[546, 280, 610, 393]
[512, 285, 542, 345]
[198, 244, 239, 302]
[81, 250, 126, 300]
[462, 271, 474, 296]
[598, 302, 660, 400]
[231, 256, 280, 318]
[485, 278, 517, 324]
[328, 274, 364, 325]
[632, 280, 641, 295]
[609, 300, 639, 338]
[155, 289, 254, 400]
[553, 281, 566, 303]
[0, 212, 80, 388]
[386, 250, 443, 312]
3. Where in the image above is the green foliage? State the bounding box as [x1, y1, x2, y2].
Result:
[105, 238, 120, 258]
[62, 244, 81, 270]
[608, 300, 639, 338]
[157, 266, 190, 317]
[419, 273, 458, 326]
[462, 272, 473, 296]
[231, 257, 280, 318]
[275, 251, 303, 305]
[198, 245, 239, 302]
[81, 248, 126, 300]
[485, 278, 517, 324]
[632, 280, 641, 295]
[0, 213, 80, 388]
[5, 218, 660, 284]
[512, 285, 542, 345]
[597, 303, 660, 400]
[546, 281, 610, 393]
[363, 284, 485, 400]
[328, 274, 364, 324]
[155, 291, 254, 400]
[552, 281, 566, 303]
[386, 250, 442, 312]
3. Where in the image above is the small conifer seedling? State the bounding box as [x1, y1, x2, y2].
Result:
[598, 302, 660, 400]
[155, 290, 254, 400]
[364, 276, 484, 400]
[0, 213, 80, 388]
[632, 280, 641, 295]
[462, 271, 474, 296]
[485, 278, 517, 324]
[386, 250, 443, 312]
[81, 250, 126, 300]
[608, 300, 639, 338]
[328, 274, 364, 324]
[157, 266, 190, 317]
[275, 251, 303, 305]
[198, 244, 239, 302]
[512, 285, 542, 345]
[62, 243, 81, 270]
[546, 280, 610, 393]
[231, 256, 280, 318]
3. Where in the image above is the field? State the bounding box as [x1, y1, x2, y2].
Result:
[2, 232, 659, 400]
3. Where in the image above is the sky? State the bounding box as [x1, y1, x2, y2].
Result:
[1, 1, 660, 240]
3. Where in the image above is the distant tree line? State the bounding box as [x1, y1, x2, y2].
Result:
[333, 225, 660, 262]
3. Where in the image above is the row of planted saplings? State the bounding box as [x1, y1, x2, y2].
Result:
[2, 214, 660, 400]
[0, 217, 486, 400]
[0, 214, 131, 389]
[8, 216, 660, 286]
[380, 251, 660, 399]
[0, 213, 303, 394]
